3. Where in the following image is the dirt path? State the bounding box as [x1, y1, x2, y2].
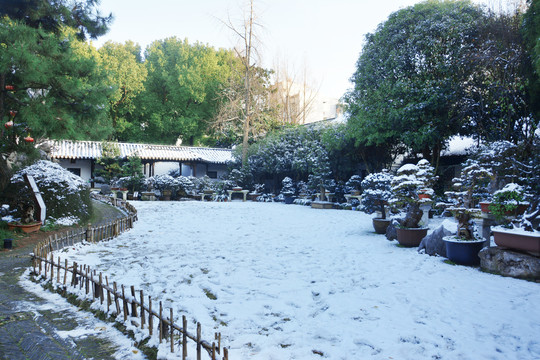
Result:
[0, 200, 129, 360]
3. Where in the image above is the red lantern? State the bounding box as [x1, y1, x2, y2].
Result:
[5, 85, 14, 91]
[4, 121, 13, 129]
[24, 136, 34, 143]
[9, 110, 17, 117]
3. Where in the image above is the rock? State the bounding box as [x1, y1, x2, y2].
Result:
[479, 247, 540, 280]
[385, 220, 399, 241]
[418, 225, 453, 257]
[100, 184, 111, 195]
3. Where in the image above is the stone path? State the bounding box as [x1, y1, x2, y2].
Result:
[0, 200, 132, 360]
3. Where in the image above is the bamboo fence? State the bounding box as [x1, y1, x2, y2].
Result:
[31, 194, 229, 360]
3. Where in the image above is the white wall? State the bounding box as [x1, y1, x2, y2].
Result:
[56, 159, 93, 182]
[153, 161, 180, 177]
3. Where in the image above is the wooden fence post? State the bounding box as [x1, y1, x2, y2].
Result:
[197, 322, 202, 360]
[122, 285, 129, 321]
[183, 315, 188, 360]
[113, 282, 120, 315]
[130, 286, 137, 318]
[148, 296, 153, 336]
[170, 308, 174, 353]
[140, 290, 145, 329]
[159, 301, 163, 343]
[71, 261, 77, 286]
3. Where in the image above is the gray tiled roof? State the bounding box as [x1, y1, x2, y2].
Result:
[49, 140, 234, 164]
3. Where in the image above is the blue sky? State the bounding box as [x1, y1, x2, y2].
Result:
[92, 0, 495, 100]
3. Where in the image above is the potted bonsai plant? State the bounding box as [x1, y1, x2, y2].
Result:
[390, 160, 435, 247]
[281, 177, 296, 205]
[443, 159, 493, 265]
[7, 202, 41, 233]
[491, 183, 539, 255]
[346, 175, 363, 195]
[249, 183, 265, 201]
[360, 171, 393, 234]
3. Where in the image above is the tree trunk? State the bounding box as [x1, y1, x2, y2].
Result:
[241, 0, 255, 167]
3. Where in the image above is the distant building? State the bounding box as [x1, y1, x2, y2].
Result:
[272, 80, 342, 125]
[49, 140, 233, 184]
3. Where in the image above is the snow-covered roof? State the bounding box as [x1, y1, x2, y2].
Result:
[49, 140, 233, 164]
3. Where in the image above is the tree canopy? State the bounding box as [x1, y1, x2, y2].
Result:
[345, 0, 485, 167]
[345, 0, 538, 170]
[0, 0, 112, 40]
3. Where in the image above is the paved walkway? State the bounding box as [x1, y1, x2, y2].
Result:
[0, 200, 131, 360]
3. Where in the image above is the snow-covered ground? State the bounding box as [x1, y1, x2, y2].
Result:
[49, 201, 540, 360]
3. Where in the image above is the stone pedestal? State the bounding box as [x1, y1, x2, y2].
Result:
[479, 247, 540, 280]
[475, 214, 496, 247]
[420, 203, 431, 227]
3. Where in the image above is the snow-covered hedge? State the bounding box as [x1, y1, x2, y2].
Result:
[9, 160, 92, 223]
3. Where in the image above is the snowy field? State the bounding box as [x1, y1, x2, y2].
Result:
[51, 201, 540, 360]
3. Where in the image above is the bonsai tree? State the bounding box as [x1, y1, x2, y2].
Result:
[281, 177, 295, 196]
[95, 141, 123, 185]
[445, 159, 493, 209]
[416, 159, 438, 197]
[390, 163, 422, 228]
[360, 171, 393, 219]
[119, 156, 144, 193]
[307, 147, 333, 201]
[173, 176, 195, 198]
[346, 175, 363, 194]
[281, 176, 296, 204]
[490, 183, 529, 225]
[445, 159, 493, 240]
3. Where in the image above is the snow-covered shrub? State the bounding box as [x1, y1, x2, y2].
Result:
[346, 175, 363, 194]
[473, 141, 519, 189]
[444, 159, 494, 240]
[227, 168, 253, 189]
[416, 159, 438, 197]
[490, 183, 528, 223]
[213, 179, 235, 196]
[174, 176, 195, 197]
[168, 168, 182, 178]
[390, 163, 426, 228]
[293, 198, 312, 206]
[256, 194, 274, 202]
[252, 183, 265, 194]
[296, 181, 309, 196]
[9, 160, 91, 223]
[190, 176, 215, 193]
[281, 177, 295, 196]
[361, 171, 393, 219]
[151, 174, 176, 191]
[445, 159, 493, 209]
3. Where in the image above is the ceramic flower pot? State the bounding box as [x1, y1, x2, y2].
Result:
[8, 221, 42, 233]
[372, 218, 391, 234]
[396, 227, 428, 247]
[443, 236, 485, 266]
[493, 228, 540, 256]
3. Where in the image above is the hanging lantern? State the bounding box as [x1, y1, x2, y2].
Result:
[4, 121, 13, 129]
[24, 135, 34, 143]
[9, 110, 17, 117]
[4, 85, 14, 91]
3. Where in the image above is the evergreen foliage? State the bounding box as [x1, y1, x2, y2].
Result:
[360, 171, 393, 219]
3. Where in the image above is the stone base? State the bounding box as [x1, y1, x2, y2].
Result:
[311, 201, 333, 209]
[479, 247, 540, 281]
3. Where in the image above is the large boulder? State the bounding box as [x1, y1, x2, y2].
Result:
[479, 247, 540, 280]
[418, 224, 454, 257]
